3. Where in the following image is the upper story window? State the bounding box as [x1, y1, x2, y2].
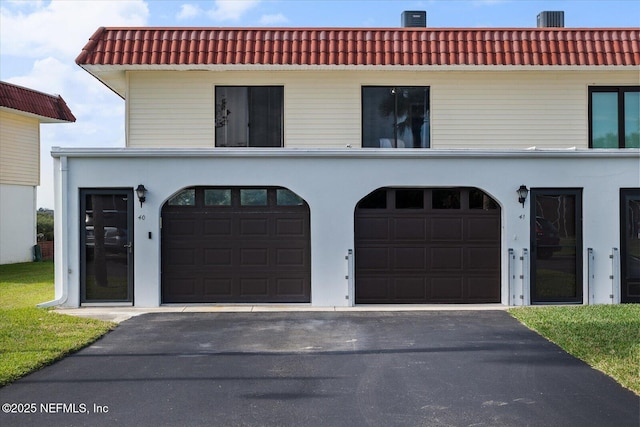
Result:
[215, 86, 283, 147]
[589, 86, 640, 148]
[362, 86, 430, 148]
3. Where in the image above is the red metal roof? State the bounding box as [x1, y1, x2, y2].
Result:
[0, 81, 75, 122]
[76, 27, 640, 67]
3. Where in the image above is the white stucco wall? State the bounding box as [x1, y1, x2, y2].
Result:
[0, 183, 36, 264]
[52, 148, 640, 307]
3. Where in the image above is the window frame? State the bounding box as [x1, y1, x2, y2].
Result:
[361, 86, 431, 149]
[588, 86, 640, 148]
[214, 85, 284, 148]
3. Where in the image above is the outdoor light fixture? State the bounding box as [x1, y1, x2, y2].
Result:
[517, 185, 529, 207]
[136, 184, 147, 207]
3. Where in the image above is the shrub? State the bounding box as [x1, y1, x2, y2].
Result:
[37, 209, 54, 241]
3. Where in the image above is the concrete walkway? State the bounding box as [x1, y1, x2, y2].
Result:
[55, 303, 509, 323]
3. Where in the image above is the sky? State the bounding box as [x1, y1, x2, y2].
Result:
[1, 0, 639, 209]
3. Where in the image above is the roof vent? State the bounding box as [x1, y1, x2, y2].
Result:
[537, 11, 564, 28]
[402, 11, 427, 28]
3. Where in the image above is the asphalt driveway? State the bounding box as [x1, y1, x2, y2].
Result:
[1, 311, 638, 426]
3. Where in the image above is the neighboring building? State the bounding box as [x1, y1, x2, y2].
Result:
[47, 13, 639, 308]
[0, 82, 75, 264]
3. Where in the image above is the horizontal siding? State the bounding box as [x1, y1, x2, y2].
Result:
[128, 72, 214, 147]
[126, 69, 639, 149]
[432, 72, 584, 149]
[0, 111, 39, 185]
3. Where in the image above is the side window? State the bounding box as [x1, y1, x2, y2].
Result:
[589, 86, 640, 148]
[215, 86, 284, 147]
[362, 86, 430, 148]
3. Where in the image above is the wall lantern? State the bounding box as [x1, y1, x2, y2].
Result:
[136, 184, 147, 207]
[517, 185, 529, 208]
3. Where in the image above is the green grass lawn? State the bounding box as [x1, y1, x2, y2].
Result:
[0, 262, 115, 386]
[510, 305, 640, 395]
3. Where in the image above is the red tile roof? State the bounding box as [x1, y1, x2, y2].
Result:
[77, 27, 640, 67]
[0, 81, 76, 122]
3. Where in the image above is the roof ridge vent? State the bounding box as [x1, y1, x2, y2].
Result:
[402, 11, 427, 28]
[537, 11, 565, 28]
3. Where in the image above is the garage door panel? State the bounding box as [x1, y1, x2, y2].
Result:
[276, 217, 306, 236]
[467, 277, 501, 300]
[394, 247, 426, 270]
[163, 277, 198, 299]
[430, 247, 463, 270]
[431, 218, 463, 241]
[204, 248, 232, 265]
[431, 277, 464, 300]
[357, 247, 390, 269]
[394, 277, 426, 299]
[276, 248, 305, 266]
[204, 218, 232, 235]
[239, 218, 269, 236]
[240, 248, 269, 266]
[467, 217, 501, 241]
[203, 278, 233, 297]
[394, 217, 427, 240]
[165, 248, 197, 266]
[356, 217, 390, 240]
[240, 278, 269, 297]
[165, 219, 197, 236]
[276, 278, 307, 296]
[468, 247, 501, 270]
[356, 277, 389, 300]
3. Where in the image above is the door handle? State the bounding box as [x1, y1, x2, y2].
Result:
[124, 242, 132, 253]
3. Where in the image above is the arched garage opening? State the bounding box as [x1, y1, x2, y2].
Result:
[354, 187, 501, 304]
[161, 186, 310, 303]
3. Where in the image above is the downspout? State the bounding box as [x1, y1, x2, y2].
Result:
[38, 155, 69, 308]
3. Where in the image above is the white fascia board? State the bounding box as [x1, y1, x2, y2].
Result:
[51, 146, 640, 160]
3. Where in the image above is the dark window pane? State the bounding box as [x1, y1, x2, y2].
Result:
[362, 87, 395, 148]
[249, 87, 283, 147]
[358, 189, 387, 209]
[276, 189, 304, 206]
[204, 189, 231, 206]
[396, 189, 424, 209]
[362, 87, 429, 148]
[624, 91, 640, 148]
[469, 189, 499, 210]
[432, 190, 460, 209]
[168, 189, 195, 206]
[215, 86, 283, 147]
[241, 189, 267, 206]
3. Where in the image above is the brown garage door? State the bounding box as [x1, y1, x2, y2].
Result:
[162, 187, 310, 303]
[355, 188, 501, 304]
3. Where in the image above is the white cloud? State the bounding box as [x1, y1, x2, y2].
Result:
[260, 13, 288, 25]
[206, 0, 260, 22]
[177, 4, 201, 20]
[0, 0, 149, 59]
[0, 0, 141, 208]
